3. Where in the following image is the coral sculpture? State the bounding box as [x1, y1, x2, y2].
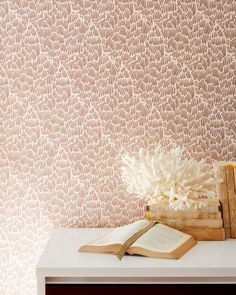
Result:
[121, 146, 220, 210]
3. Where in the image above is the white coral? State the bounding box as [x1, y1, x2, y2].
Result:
[121, 146, 220, 210]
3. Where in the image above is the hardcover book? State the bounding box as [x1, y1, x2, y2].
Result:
[79, 219, 197, 260]
[214, 161, 236, 238]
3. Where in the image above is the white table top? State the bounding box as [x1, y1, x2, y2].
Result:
[36, 228, 236, 283]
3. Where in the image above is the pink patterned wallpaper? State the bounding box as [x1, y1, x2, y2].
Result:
[0, 0, 235, 293]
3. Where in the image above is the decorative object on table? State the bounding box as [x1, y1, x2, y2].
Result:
[121, 145, 220, 210]
[145, 199, 225, 241]
[121, 146, 225, 241]
[213, 161, 236, 238]
[79, 219, 197, 260]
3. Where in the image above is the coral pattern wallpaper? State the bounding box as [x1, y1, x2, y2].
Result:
[0, 0, 235, 293]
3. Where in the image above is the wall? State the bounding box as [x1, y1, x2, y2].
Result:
[0, 0, 235, 294]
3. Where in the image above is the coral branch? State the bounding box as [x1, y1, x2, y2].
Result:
[121, 146, 221, 210]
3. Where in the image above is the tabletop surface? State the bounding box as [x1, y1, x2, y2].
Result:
[36, 228, 236, 278]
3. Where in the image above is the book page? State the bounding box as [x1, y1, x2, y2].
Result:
[131, 224, 190, 253]
[88, 220, 151, 246]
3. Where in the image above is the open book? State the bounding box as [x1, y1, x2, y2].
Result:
[79, 220, 197, 259]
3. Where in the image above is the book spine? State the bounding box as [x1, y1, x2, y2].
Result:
[225, 165, 236, 238]
[146, 217, 223, 228]
[179, 227, 225, 241]
[147, 199, 220, 208]
[146, 200, 221, 216]
[146, 211, 221, 220]
[214, 162, 232, 238]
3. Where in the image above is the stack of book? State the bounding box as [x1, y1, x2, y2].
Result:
[214, 161, 236, 238]
[145, 199, 225, 241]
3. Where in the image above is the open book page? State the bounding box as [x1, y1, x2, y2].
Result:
[87, 219, 151, 246]
[130, 224, 191, 253]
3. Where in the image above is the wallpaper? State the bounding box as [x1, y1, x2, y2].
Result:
[0, 0, 235, 294]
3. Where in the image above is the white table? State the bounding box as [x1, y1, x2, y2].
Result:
[36, 228, 236, 295]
